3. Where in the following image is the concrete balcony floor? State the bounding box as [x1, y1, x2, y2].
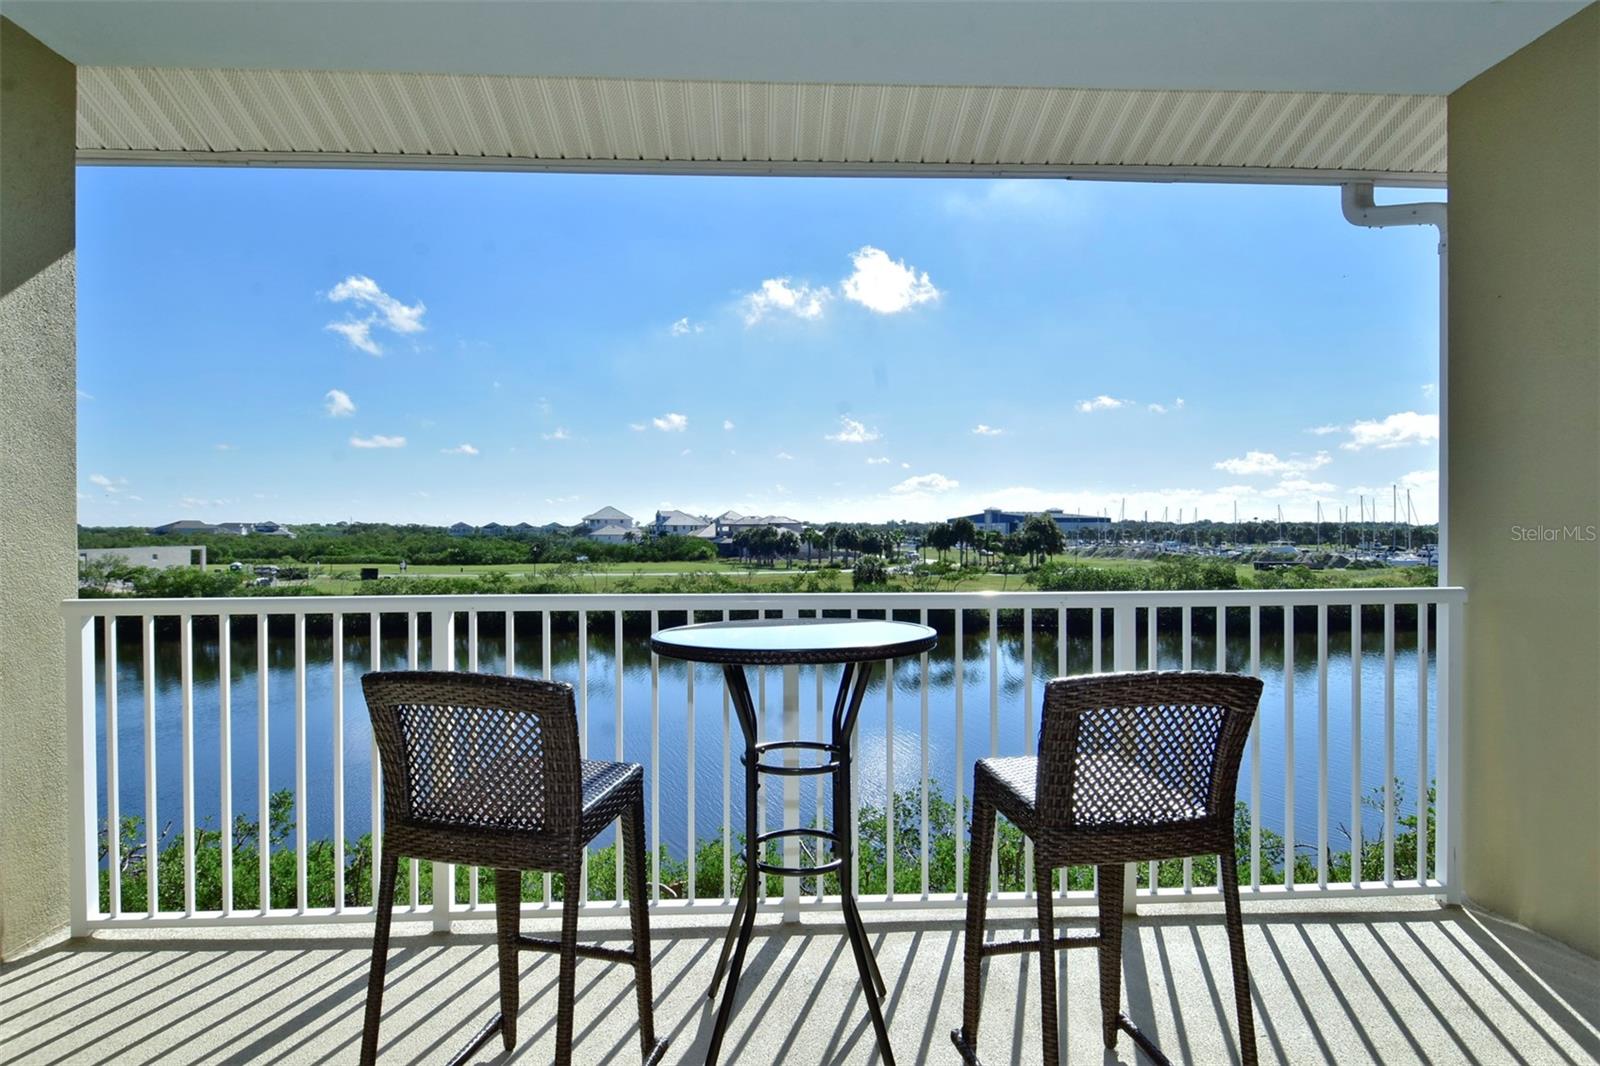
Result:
[3, 899, 1596, 1064]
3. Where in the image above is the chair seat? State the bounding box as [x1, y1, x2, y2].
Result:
[975, 754, 1222, 863]
[579, 760, 646, 837]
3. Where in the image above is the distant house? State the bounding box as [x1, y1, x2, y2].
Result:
[654, 509, 712, 537]
[511, 522, 538, 535]
[587, 524, 636, 545]
[720, 513, 804, 536]
[479, 522, 508, 536]
[253, 521, 296, 538]
[582, 507, 635, 539]
[448, 521, 476, 537]
[149, 519, 226, 536]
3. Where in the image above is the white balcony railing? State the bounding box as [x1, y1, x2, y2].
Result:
[64, 588, 1466, 933]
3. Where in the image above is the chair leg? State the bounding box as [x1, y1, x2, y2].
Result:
[623, 795, 665, 1062]
[1220, 854, 1257, 1066]
[360, 849, 399, 1066]
[952, 790, 997, 1061]
[554, 861, 583, 1066]
[494, 869, 522, 1051]
[1035, 853, 1062, 1066]
[1096, 862, 1126, 1052]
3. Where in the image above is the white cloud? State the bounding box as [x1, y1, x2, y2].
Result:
[742, 278, 831, 325]
[866, 456, 892, 465]
[825, 416, 880, 444]
[776, 451, 794, 461]
[1421, 383, 1437, 397]
[630, 423, 647, 432]
[326, 319, 381, 355]
[214, 443, 236, 451]
[972, 424, 1004, 437]
[841, 246, 941, 314]
[328, 275, 425, 333]
[1076, 395, 1127, 413]
[652, 412, 688, 432]
[88, 473, 125, 493]
[723, 419, 736, 431]
[442, 443, 479, 455]
[670, 317, 705, 336]
[1308, 424, 1342, 436]
[1214, 451, 1332, 477]
[1147, 398, 1185, 414]
[325, 275, 426, 355]
[1400, 469, 1439, 492]
[891, 473, 959, 495]
[77, 389, 93, 401]
[350, 434, 406, 449]
[324, 388, 356, 417]
[542, 428, 571, 441]
[1342, 411, 1439, 451]
[901, 461, 911, 469]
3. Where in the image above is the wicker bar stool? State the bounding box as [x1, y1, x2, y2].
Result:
[951, 671, 1263, 1066]
[359, 671, 667, 1066]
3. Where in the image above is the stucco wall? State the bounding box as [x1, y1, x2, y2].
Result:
[1447, 4, 1600, 957]
[0, 18, 76, 960]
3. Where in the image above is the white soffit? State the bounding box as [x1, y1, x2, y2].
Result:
[78, 67, 1448, 181]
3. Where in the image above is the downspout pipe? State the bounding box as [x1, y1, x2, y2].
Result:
[1340, 181, 1450, 583]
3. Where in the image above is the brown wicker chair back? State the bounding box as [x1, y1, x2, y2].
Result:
[1037, 670, 1261, 835]
[361, 671, 583, 837]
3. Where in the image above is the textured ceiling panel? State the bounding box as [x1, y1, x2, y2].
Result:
[77, 66, 1448, 178]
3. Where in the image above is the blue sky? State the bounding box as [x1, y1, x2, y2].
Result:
[76, 168, 1442, 527]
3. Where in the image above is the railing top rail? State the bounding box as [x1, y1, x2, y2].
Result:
[63, 586, 1467, 617]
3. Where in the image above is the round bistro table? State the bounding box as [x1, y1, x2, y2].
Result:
[650, 617, 938, 1066]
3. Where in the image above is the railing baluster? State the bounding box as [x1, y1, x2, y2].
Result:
[1284, 605, 1296, 890]
[1148, 605, 1159, 670]
[577, 608, 588, 905]
[467, 610, 478, 908]
[542, 610, 552, 907]
[407, 611, 419, 910]
[816, 663, 826, 903]
[180, 613, 195, 916]
[143, 614, 158, 916]
[649, 609, 660, 905]
[1351, 604, 1363, 888]
[919, 608, 930, 899]
[504, 610, 515, 676]
[954, 608, 965, 899]
[1092, 606, 1103, 672]
[848, 608, 859, 899]
[429, 609, 455, 928]
[722, 608, 732, 901]
[257, 611, 269, 914]
[333, 612, 345, 912]
[105, 616, 121, 918]
[1417, 601, 1429, 884]
[1249, 605, 1261, 890]
[294, 612, 308, 912]
[369, 611, 381, 910]
[988, 608, 999, 894]
[885, 653, 895, 899]
[1058, 605, 1068, 901]
[1384, 603, 1396, 886]
[1022, 609, 1033, 897]
[1215, 606, 1226, 891]
[1317, 604, 1329, 889]
[686, 650, 697, 905]
[1181, 605, 1192, 891]
[616, 610, 626, 904]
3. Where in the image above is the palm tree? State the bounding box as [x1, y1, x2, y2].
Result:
[951, 517, 978, 567]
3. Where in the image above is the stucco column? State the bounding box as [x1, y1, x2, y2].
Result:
[1447, 4, 1599, 957]
[0, 17, 77, 960]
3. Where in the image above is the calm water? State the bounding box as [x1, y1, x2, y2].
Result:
[95, 609, 1435, 870]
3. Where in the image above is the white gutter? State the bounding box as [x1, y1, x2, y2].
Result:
[1340, 181, 1450, 585]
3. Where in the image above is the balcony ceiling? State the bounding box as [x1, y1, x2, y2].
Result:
[6, 1, 1589, 181]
